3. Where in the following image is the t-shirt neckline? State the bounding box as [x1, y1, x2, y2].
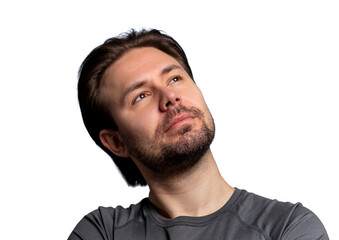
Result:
[143, 187, 242, 227]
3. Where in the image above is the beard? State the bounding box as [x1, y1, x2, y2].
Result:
[120, 105, 215, 177]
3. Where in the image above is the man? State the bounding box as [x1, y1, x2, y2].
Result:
[68, 29, 328, 239]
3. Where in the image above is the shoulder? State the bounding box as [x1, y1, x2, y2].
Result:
[229, 189, 329, 239]
[232, 189, 299, 219]
[67, 199, 147, 240]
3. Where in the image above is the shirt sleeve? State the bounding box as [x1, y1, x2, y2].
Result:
[281, 205, 329, 240]
[68, 207, 115, 240]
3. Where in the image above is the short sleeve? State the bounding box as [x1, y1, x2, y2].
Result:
[68, 207, 115, 240]
[281, 205, 329, 240]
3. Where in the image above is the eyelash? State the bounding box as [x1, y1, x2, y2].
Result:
[133, 76, 182, 104]
[133, 92, 151, 104]
[169, 76, 182, 84]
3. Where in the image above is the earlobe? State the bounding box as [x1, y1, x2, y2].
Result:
[99, 129, 130, 157]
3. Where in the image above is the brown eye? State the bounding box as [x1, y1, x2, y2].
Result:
[134, 92, 149, 104]
[169, 76, 181, 84]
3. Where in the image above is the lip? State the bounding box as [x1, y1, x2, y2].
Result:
[165, 113, 195, 133]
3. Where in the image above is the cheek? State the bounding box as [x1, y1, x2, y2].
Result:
[184, 87, 208, 108]
[185, 88, 213, 121]
[117, 107, 160, 140]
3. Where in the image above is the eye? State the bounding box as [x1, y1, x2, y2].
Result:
[134, 92, 150, 104]
[169, 76, 181, 84]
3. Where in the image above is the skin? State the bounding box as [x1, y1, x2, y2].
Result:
[99, 47, 234, 218]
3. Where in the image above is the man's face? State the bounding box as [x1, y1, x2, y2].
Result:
[101, 47, 215, 176]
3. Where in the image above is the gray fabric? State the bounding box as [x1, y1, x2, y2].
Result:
[68, 188, 328, 240]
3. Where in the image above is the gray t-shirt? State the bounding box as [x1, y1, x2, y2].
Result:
[68, 188, 328, 239]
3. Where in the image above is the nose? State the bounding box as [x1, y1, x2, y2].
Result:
[159, 89, 182, 112]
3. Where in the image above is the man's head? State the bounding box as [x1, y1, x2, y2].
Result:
[78, 29, 215, 187]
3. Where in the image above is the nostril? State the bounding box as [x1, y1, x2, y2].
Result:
[165, 101, 171, 107]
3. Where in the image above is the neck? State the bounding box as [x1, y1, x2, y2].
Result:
[143, 149, 234, 219]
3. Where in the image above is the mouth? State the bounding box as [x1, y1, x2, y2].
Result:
[164, 113, 195, 133]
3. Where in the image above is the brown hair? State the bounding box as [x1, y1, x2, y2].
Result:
[78, 29, 194, 186]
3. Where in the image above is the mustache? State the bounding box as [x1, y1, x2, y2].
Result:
[157, 105, 204, 134]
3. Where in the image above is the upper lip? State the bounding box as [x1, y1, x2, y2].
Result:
[165, 113, 195, 132]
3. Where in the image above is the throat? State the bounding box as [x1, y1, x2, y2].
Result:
[147, 151, 234, 219]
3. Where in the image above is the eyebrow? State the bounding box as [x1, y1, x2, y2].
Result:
[121, 80, 147, 105]
[160, 64, 182, 76]
[120, 64, 183, 105]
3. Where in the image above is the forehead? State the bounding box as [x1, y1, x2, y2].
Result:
[101, 47, 182, 101]
[103, 47, 180, 84]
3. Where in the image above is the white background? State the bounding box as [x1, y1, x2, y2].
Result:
[0, 0, 338, 239]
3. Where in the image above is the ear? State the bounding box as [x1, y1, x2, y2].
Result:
[99, 129, 130, 158]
